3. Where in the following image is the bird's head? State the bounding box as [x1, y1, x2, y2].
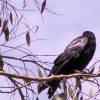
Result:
[82, 31, 96, 41]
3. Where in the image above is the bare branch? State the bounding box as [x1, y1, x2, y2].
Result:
[1, 55, 50, 71]
[8, 77, 25, 100]
[0, 71, 100, 82]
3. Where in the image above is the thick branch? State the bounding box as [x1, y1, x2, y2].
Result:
[0, 71, 100, 82]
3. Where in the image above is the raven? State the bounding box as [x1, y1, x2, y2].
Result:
[38, 31, 96, 99]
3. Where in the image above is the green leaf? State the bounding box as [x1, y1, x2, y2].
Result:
[52, 93, 65, 100]
[68, 85, 73, 98]
[75, 77, 81, 90]
[63, 80, 67, 99]
[38, 68, 43, 93]
[85, 68, 94, 80]
[38, 68, 43, 78]
[88, 85, 92, 97]
[74, 96, 78, 100]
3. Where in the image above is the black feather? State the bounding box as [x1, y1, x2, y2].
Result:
[38, 31, 96, 99]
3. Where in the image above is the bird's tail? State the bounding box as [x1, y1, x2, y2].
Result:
[48, 80, 60, 99]
[38, 80, 60, 99]
[38, 83, 48, 94]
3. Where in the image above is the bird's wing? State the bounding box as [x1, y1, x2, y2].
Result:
[51, 37, 88, 74]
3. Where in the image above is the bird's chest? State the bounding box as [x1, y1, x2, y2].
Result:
[71, 48, 92, 71]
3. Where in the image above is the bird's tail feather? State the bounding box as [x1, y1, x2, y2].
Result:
[38, 80, 60, 99]
[48, 80, 60, 99]
[38, 83, 48, 94]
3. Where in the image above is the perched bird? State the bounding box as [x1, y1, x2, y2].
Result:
[38, 31, 96, 99]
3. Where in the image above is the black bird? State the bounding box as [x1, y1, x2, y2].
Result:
[38, 31, 96, 99]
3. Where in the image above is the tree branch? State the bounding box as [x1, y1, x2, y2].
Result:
[0, 71, 100, 82]
[8, 77, 25, 100]
[1, 55, 50, 71]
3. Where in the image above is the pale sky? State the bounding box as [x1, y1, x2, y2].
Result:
[0, 0, 100, 100]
